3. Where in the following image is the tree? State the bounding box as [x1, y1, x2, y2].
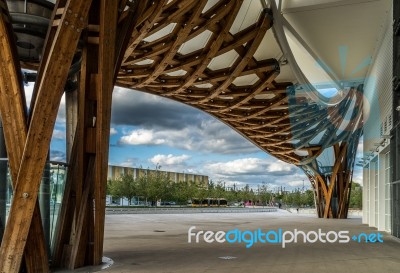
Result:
[195, 186, 209, 206]
[258, 182, 272, 206]
[349, 182, 362, 209]
[136, 174, 150, 206]
[222, 189, 237, 203]
[106, 179, 113, 196]
[301, 190, 314, 207]
[146, 169, 173, 206]
[292, 190, 301, 207]
[238, 184, 256, 204]
[173, 181, 198, 205]
[212, 181, 225, 206]
[109, 173, 137, 205]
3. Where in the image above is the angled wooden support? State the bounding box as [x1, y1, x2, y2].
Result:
[61, 0, 121, 268]
[51, 128, 80, 267]
[68, 157, 95, 269]
[305, 142, 351, 219]
[52, 43, 91, 269]
[93, 0, 119, 264]
[0, 2, 49, 272]
[323, 142, 348, 218]
[0, 0, 93, 272]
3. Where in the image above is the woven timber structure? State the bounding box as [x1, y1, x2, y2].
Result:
[0, 0, 363, 272]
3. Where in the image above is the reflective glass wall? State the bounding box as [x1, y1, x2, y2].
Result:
[0, 159, 68, 253]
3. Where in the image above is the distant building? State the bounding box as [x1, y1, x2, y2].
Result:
[106, 165, 209, 206]
[107, 165, 209, 187]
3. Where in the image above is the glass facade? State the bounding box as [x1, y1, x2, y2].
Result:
[0, 159, 68, 253]
[374, 159, 379, 227]
[385, 152, 391, 231]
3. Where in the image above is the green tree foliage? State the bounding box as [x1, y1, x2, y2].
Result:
[107, 172, 362, 209]
[349, 182, 362, 209]
[173, 181, 198, 205]
[223, 189, 238, 203]
[258, 182, 272, 205]
[108, 173, 137, 205]
[301, 190, 315, 207]
[108, 168, 179, 206]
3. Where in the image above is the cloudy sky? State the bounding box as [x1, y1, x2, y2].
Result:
[25, 83, 362, 191]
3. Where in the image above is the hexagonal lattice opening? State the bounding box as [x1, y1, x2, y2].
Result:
[135, 59, 154, 65]
[208, 50, 239, 71]
[230, 0, 263, 35]
[254, 93, 276, 100]
[202, 0, 221, 14]
[165, 70, 187, 77]
[144, 23, 176, 43]
[178, 30, 213, 55]
[232, 74, 260, 86]
[194, 83, 213, 89]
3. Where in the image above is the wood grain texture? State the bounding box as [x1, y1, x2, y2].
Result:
[0, 0, 93, 271]
[0, 2, 49, 272]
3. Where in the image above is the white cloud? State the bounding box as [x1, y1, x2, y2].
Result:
[112, 89, 258, 154]
[52, 129, 65, 140]
[267, 162, 292, 172]
[149, 154, 190, 166]
[118, 119, 258, 154]
[206, 158, 264, 175]
[198, 157, 309, 191]
[120, 129, 165, 145]
[25, 83, 67, 123]
[288, 180, 304, 187]
[119, 158, 137, 167]
[50, 150, 66, 162]
[352, 168, 363, 185]
[205, 158, 294, 176]
[110, 128, 118, 135]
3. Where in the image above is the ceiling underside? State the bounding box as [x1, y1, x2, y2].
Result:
[280, 0, 391, 89]
[11, 0, 384, 167]
[117, 0, 303, 163]
[114, 0, 376, 167]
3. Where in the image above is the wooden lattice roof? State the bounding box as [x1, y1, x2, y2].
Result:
[116, 0, 301, 163]
[12, 0, 363, 166]
[115, 0, 362, 166]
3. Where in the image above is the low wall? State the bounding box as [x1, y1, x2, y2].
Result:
[106, 207, 277, 214]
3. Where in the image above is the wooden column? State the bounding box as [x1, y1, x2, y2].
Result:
[53, 0, 120, 269]
[323, 143, 348, 218]
[0, 0, 92, 272]
[0, 2, 49, 272]
[306, 142, 353, 219]
[93, 0, 118, 264]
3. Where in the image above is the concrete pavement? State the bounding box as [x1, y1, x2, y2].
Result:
[55, 211, 400, 273]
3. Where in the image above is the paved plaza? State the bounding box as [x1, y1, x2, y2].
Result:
[57, 211, 400, 273]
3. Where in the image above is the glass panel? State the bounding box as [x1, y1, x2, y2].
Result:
[1, 159, 67, 253]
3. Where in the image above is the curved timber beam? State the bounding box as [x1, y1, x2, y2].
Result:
[0, 0, 92, 272]
[0, 2, 49, 272]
